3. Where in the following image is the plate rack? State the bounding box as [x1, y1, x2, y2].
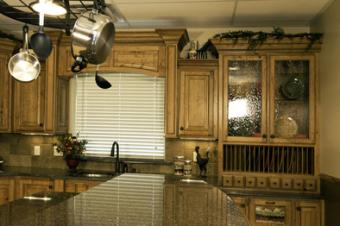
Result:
[223, 144, 314, 175]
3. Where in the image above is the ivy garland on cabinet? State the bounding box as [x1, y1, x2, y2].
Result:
[213, 27, 323, 50]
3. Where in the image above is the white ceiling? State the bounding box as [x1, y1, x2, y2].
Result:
[0, 0, 334, 36]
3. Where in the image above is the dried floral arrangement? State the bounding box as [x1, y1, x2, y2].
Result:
[56, 134, 87, 160]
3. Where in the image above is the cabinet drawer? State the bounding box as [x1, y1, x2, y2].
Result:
[234, 176, 245, 188]
[304, 179, 317, 191]
[293, 179, 304, 190]
[256, 177, 267, 188]
[245, 177, 256, 188]
[269, 177, 281, 189]
[282, 178, 292, 189]
[222, 175, 233, 187]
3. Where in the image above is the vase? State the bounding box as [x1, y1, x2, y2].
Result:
[65, 159, 80, 170]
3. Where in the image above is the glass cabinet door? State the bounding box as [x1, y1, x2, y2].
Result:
[224, 56, 267, 142]
[270, 56, 315, 143]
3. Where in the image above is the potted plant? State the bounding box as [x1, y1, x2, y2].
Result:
[56, 134, 87, 170]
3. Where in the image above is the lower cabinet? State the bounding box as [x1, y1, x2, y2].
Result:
[0, 178, 15, 205]
[15, 177, 54, 198]
[0, 177, 104, 206]
[164, 184, 227, 226]
[231, 196, 323, 226]
[64, 179, 101, 193]
[295, 201, 322, 226]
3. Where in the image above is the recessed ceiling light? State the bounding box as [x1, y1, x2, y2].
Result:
[31, 0, 67, 16]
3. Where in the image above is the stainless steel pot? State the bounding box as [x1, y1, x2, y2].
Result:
[71, 9, 115, 72]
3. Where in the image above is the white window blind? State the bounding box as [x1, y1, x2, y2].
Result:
[73, 73, 165, 159]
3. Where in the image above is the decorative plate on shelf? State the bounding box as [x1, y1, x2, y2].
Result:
[275, 116, 298, 138]
[280, 76, 304, 100]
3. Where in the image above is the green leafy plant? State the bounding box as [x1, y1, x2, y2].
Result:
[56, 134, 87, 160]
[213, 27, 323, 50]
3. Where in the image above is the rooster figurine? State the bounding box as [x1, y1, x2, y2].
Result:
[195, 146, 209, 177]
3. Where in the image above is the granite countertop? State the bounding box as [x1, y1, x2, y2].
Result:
[0, 166, 115, 181]
[223, 188, 324, 200]
[0, 173, 250, 226]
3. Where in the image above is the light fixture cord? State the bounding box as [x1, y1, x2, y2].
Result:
[39, 0, 44, 26]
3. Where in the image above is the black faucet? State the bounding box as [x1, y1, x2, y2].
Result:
[110, 141, 120, 174]
[110, 141, 128, 174]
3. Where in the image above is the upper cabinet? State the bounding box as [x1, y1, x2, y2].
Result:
[12, 33, 69, 134]
[269, 56, 315, 144]
[0, 40, 16, 133]
[213, 38, 320, 145]
[57, 34, 168, 77]
[223, 55, 267, 143]
[178, 60, 218, 139]
[222, 55, 315, 144]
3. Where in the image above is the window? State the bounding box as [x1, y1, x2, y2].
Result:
[71, 73, 165, 159]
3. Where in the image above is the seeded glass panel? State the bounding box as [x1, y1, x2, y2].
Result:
[255, 205, 286, 224]
[227, 60, 262, 137]
[274, 60, 309, 139]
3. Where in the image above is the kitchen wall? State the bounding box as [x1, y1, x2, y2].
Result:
[311, 0, 340, 179]
[310, 1, 340, 225]
[0, 133, 217, 176]
[0, 26, 310, 175]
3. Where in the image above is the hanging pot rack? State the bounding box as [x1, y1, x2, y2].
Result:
[0, 0, 107, 35]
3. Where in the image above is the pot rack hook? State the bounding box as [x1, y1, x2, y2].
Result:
[93, 0, 106, 12]
[22, 25, 29, 49]
[64, 0, 71, 35]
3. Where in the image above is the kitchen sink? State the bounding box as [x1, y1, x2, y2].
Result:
[68, 171, 116, 178]
[180, 178, 207, 184]
[79, 172, 115, 178]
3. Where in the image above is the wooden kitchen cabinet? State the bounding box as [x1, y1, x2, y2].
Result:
[12, 67, 46, 132]
[232, 196, 249, 218]
[15, 177, 54, 199]
[57, 43, 165, 77]
[0, 39, 16, 133]
[0, 177, 15, 205]
[64, 179, 101, 193]
[295, 200, 322, 226]
[178, 60, 218, 138]
[221, 54, 316, 144]
[12, 46, 69, 133]
[231, 196, 323, 226]
[164, 183, 227, 226]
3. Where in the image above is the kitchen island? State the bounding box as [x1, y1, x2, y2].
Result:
[0, 173, 249, 226]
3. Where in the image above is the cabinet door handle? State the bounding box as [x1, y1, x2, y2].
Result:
[262, 134, 267, 138]
[270, 134, 275, 139]
[180, 126, 184, 131]
[296, 207, 301, 211]
[48, 185, 53, 189]
[39, 123, 44, 127]
[265, 201, 276, 205]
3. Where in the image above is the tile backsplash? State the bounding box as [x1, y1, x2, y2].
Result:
[0, 134, 218, 176]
